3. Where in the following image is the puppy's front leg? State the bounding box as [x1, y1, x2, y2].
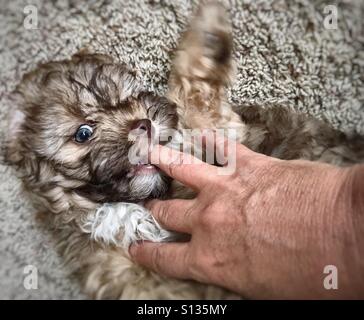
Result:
[168, 2, 245, 141]
[81, 202, 179, 250]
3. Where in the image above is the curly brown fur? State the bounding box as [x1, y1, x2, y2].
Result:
[5, 2, 364, 299]
[168, 2, 364, 166]
[5, 50, 227, 299]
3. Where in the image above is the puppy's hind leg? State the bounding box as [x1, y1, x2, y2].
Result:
[168, 2, 245, 141]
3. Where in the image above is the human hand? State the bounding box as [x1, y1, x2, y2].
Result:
[130, 135, 363, 299]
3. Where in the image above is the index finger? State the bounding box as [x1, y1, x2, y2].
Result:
[150, 144, 219, 190]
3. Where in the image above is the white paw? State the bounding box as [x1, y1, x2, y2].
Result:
[81, 202, 179, 250]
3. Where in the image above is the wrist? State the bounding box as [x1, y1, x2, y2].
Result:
[323, 164, 364, 297]
[262, 162, 361, 298]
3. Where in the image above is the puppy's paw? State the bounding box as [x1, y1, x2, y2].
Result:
[81, 203, 180, 250]
[193, 2, 232, 64]
[203, 31, 232, 64]
[174, 1, 233, 82]
[172, 2, 234, 85]
[168, 1, 243, 135]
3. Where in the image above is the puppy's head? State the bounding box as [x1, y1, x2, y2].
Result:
[6, 53, 178, 204]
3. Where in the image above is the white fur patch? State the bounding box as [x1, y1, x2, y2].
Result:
[81, 202, 179, 249]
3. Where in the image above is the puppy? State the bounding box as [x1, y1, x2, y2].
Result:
[5, 2, 364, 299]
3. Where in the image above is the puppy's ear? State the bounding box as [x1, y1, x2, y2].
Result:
[4, 93, 26, 165]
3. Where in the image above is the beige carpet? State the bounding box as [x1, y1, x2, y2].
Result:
[0, 0, 363, 299]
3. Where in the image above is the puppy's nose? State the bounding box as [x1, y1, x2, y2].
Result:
[130, 119, 152, 138]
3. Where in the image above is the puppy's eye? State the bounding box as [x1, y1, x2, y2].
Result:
[75, 125, 94, 143]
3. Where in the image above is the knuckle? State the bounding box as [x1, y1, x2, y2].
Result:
[188, 259, 201, 281]
[198, 207, 216, 230]
[198, 201, 236, 230]
[158, 203, 171, 226]
[187, 250, 205, 282]
[169, 152, 195, 177]
[151, 245, 164, 273]
[166, 152, 184, 175]
[150, 201, 172, 226]
[184, 204, 195, 222]
[167, 162, 180, 178]
[189, 252, 217, 283]
[199, 254, 215, 270]
[181, 250, 192, 276]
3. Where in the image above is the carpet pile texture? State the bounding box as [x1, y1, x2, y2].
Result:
[0, 0, 363, 299]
